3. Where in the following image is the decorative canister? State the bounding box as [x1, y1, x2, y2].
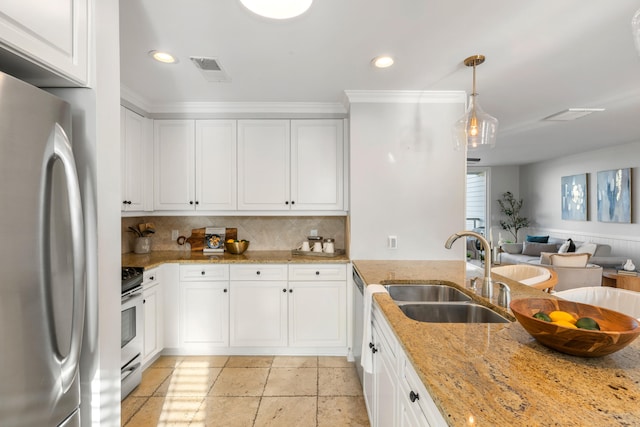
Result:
[323, 238, 335, 254]
[134, 237, 151, 254]
[623, 259, 636, 271]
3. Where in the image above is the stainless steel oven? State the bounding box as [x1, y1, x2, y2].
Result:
[121, 267, 143, 400]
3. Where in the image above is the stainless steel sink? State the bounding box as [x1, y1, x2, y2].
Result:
[398, 303, 510, 324]
[384, 284, 471, 302]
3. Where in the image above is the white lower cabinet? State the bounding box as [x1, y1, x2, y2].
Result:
[142, 267, 163, 366]
[229, 264, 288, 347]
[365, 304, 447, 427]
[288, 264, 347, 347]
[160, 262, 348, 355]
[179, 264, 230, 351]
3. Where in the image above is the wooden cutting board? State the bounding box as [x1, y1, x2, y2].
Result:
[186, 228, 237, 251]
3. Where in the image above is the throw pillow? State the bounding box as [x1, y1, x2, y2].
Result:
[567, 238, 576, 252]
[526, 235, 550, 243]
[501, 243, 522, 254]
[539, 252, 555, 265]
[522, 241, 559, 256]
[550, 253, 590, 268]
[576, 242, 598, 256]
[557, 241, 570, 254]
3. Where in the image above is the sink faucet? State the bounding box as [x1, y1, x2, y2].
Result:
[445, 230, 494, 299]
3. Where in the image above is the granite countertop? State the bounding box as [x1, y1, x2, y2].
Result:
[122, 250, 350, 269]
[353, 260, 640, 426]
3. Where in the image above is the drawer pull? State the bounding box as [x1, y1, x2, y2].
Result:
[315, 271, 320, 275]
[282, 288, 287, 293]
[256, 271, 261, 275]
[409, 391, 420, 402]
[289, 289, 293, 293]
[149, 276, 155, 281]
[224, 289, 228, 293]
[201, 271, 205, 275]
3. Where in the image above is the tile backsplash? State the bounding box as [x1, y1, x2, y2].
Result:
[122, 216, 347, 254]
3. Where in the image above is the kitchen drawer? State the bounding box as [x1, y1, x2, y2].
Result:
[400, 354, 447, 425]
[143, 267, 161, 284]
[230, 264, 287, 281]
[288, 264, 347, 281]
[180, 264, 229, 281]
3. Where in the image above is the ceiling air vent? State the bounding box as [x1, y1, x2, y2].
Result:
[467, 157, 481, 163]
[543, 108, 605, 121]
[190, 56, 231, 82]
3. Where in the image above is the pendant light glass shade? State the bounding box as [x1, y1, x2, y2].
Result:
[453, 55, 498, 151]
[240, 0, 313, 19]
[632, 8, 640, 55]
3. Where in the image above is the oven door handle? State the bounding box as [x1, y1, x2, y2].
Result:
[121, 362, 141, 380]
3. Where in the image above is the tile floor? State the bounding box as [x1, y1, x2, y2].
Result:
[122, 356, 370, 427]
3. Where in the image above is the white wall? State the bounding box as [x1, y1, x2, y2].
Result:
[347, 92, 466, 260]
[519, 141, 640, 262]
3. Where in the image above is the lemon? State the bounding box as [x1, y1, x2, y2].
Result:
[575, 317, 600, 330]
[549, 310, 577, 324]
[226, 239, 234, 243]
[551, 320, 578, 329]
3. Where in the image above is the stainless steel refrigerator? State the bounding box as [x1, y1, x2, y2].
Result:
[0, 71, 86, 426]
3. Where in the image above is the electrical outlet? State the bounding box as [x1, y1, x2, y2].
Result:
[171, 229, 179, 240]
[310, 229, 318, 237]
[388, 235, 398, 249]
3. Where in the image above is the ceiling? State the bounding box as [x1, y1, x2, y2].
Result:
[119, 0, 640, 166]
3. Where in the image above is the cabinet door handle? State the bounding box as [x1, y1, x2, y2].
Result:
[369, 342, 374, 349]
[285, 201, 289, 205]
[315, 271, 320, 275]
[149, 276, 155, 281]
[190, 201, 194, 205]
[223, 289, 228, 293]
[143, 299, 146, 304]
[289, 289, 293, 293]
[409, 391, 420, 402]
[371, 347, 378, 354]
[201, 271, 205, 275]
[291, 200, 295, 205]
[195, 201, 199, 205]
[282, 288, 287, 293]
[256, 271, 261, 275]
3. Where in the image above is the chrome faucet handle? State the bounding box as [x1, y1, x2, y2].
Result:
[496, 281, 511, 308]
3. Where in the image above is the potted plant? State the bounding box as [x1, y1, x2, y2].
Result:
[497, 191, 530, 243]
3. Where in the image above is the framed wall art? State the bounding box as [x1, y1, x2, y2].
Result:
[597, 168, 631, 223]
[561, 173, 587, 221]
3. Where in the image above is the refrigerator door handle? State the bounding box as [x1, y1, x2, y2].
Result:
[42, 123, 86, 393]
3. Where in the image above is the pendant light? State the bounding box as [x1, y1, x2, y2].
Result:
[240, 0, 313, 19]
[453, 55, 498, 151]
[632, 8, 640, 55]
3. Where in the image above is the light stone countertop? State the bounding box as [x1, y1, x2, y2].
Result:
[353, 260, 640, 426]
[122, 250, 350, 269]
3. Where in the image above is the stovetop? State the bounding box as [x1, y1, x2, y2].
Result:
[121, 266, 143, 296]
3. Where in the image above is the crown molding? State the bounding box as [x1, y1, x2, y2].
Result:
[119, 85, 347, 117]
[344, 90, 466, 104]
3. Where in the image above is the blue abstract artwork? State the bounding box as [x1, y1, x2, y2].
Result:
[561, 174, 587, 221]
[597, 168, 631, 223]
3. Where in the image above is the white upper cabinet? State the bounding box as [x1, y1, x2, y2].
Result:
[154, 120, 196, 210]
[0, 0, 89, 85]
[237, 120, 290, 210]
[238, 119, 345, 211]
[195, 120, 237, 210]
[154, 119, 237, 211]
[121, 107, 151, 212]
[291, 120, 344, 211]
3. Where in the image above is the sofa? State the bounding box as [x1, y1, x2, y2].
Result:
[499, 237, 625, 267]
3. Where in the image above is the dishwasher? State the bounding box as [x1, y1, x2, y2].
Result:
[353, 268, 365, 383]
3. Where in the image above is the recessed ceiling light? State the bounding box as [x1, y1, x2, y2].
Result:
[543, 108, 605, 121]
[148, 50, 178, 64]
[239, 0, 313, 19]
[371, 56, 394, 68]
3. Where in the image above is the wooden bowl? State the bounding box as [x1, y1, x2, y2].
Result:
[225, 240, 249, 254]
[510, 298, 640, 357]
